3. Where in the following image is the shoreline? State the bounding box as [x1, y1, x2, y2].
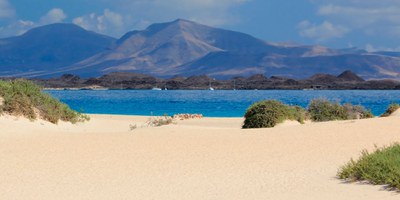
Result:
[43, 88, 400, 91]
[20, 70, 400, 90]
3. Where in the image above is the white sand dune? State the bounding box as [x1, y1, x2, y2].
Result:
[389, 108, 400, 117]
[0, 113, 399, 199]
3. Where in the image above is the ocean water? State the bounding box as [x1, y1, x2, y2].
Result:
[46, 90, 400, 117]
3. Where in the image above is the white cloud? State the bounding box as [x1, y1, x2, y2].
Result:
[0, 20, 34, 37]
[0, 0, 15, 19]
[317, 4, 400, 27]
[298, 20, 348, 42]
[365, 44, 400, 52]
[0, 8, 66, 38]
[365, 44, 376, 52]
[107, 0, 250, 29]
[39, 8, 67, 24]
[297, 0, 400, 48]
[304, 0, 400, 39]
[0, 0, 250, 38]
[73, 9, 124, 36]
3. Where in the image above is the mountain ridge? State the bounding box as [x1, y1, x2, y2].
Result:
[0, 23, 116, 77]
[0, 19, 400, 80]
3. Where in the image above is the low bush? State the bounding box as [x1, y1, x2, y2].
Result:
[173, 113, 203, 120]
[338, 144, 400, 190]
[144, 115, 175, 127]
[242, 100, 306, 129]
[343, 103, 374, 120]
[288, 105, 308, 124]
[243, 99, 374, 129]
[307, 99, 347, 121]
[0, 79, 89, 124]
[380, 103, 400, 117]
[307, 99, 373, 122]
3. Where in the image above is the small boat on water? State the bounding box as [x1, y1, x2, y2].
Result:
[209, 78, 215, 90]
[152, 87, 162, 91]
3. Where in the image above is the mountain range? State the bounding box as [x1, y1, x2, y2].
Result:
[0, 19, 400, 80]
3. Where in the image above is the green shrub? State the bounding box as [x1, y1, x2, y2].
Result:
[242, 100, 306, 129]
[307, 99, 347, 121]
[380, 103, 400, 117]
[338, 144, 400, 190]
[288, 105, 308, 124]
[0, 79, 89, 124]
[343, 103, 374, 119]
[307, 99, 373, 122]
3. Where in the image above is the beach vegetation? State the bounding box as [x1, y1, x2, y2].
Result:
[380, 103, 400, 117]
[243, 99, 374, 129]
[144, 114, 175, 127]
[173, 113, 203, 120]
[343, 103, 374, 120]
[242, 100, 307, 128]
[129, 124, 137, 131]
[288, 105, 308, 124]
[0, 79, 89, 124]
[338, 144, 400, 190]
[307, 99, 373, 122]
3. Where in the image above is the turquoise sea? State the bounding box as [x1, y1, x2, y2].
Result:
[47, 90, 400, 117]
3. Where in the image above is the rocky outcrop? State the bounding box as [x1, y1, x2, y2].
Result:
[306, 74, 340, 84]
[337, 70, 365, 82]
[31, 70, 400, 90]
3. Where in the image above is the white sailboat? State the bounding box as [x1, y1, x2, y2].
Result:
[209, 79, 214, 90]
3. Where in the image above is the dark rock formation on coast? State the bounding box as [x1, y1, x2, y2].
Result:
[30, 70, 400, 90]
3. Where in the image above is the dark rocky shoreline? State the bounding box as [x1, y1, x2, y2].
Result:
[3, 70, 400, 90]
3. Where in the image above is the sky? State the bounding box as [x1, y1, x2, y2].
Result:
[0, 0, 399, 51]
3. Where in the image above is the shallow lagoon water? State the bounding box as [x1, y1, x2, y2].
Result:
[47, 90, 400, 117]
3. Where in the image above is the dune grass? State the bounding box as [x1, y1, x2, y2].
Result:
[0, 79, 89, 124]
[338, 144, 400, 190]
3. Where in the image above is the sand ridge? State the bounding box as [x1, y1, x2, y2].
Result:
[0, 114, 400, 199]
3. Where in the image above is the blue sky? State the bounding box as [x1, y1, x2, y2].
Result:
[0, 0, 399, 51]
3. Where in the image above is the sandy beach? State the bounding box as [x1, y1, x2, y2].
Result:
[0, 114, 399, 199]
